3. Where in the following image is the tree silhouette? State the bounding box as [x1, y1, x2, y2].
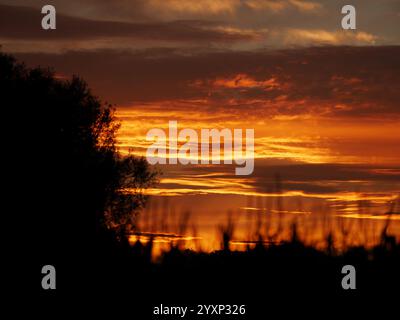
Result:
[1, 51, 157, 267]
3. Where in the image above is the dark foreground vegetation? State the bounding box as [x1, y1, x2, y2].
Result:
[3, 51, 399, 318]
[94, 221, 400, 315]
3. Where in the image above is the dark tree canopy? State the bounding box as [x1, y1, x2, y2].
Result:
[1, 52, 157, 262]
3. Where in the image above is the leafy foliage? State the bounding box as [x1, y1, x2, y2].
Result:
[1, 51, 157, 244]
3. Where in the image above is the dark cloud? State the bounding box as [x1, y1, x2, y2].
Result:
[252, 162, 400, 195]
[13, 46, 400, 120]
[161, 160, 400, 196]
[0, 0, 151, 22]
[2, 0, 399, 49]
[1, 0, 399, 49]
[0, 4, 252, 42]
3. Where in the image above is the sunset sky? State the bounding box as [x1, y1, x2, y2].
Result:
[2, 0, 399, 252]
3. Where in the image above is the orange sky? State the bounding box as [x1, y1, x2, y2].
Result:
[3, 0, 400, 254]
